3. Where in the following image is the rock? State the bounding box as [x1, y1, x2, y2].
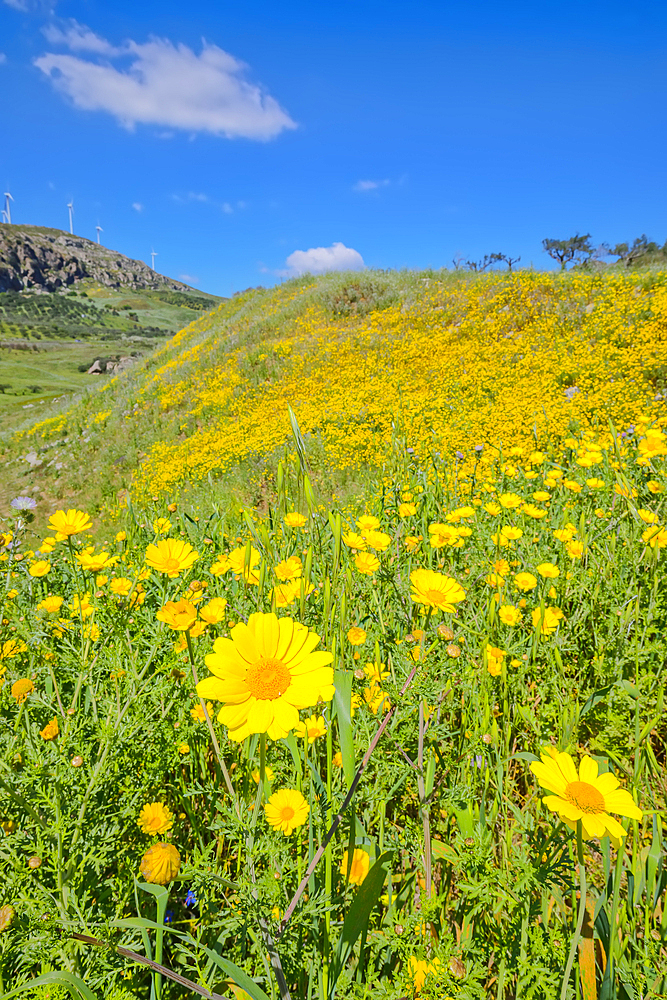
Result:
[87, 360, 105, 374]
[0, 223, 193, 294]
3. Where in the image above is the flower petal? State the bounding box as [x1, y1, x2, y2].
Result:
[578, 755, 599, 783]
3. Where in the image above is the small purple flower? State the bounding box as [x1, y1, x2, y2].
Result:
[185, 888, 197, 908]
[473, 754, 484, 769]
[407, 447, 415, 454]
[474, 444, 484, 454]
[164, 909, 174, 924]
[10, 497, 37, 511]
[456, 451, 465, 460]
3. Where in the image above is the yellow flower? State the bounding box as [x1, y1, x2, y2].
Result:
[340, 848, 370, 885]
[178, 742, 190, 754]
[252, 764, 275, 783]
[209, 556, 230, 576]
[191, 701, 214, 722]
[563, 479, 582, 494]
[153, 517, 172, 534]
[532, 491, 551, 501]
[347, 626, 367, 645]
[498, 605, 522, 626]
[295, 713, 327, 743]
[532, 606, 564, 636]
[332, 751, 343, 767]
[82, 623, 100, 641]
[354, 551, 380, 575]
[647, 480, 663, 494]
[641, 526, 667, 549]
[537, 562, 559, 579]
[530, 749, 641, 840]
[501, 525, 523, 541]
[36, 595, 64, 614]
[274, 556, 303, 581]
[48, 509, 92, 536]
[28, 561, 51, 578]
[364, 661, 390, 684]
[586, 477, 605, 489]
[228, 545, 261, 580]
[408, 957, 441, 994]
[196, 612, 334, 742]
[271, 581, 299, 607]
[363, 686, 390, 714]
[364, 529, 392, 552]
[429, 523, 462, 548]
[484, 502, 502, 515]
[110, 577, 133, 596]
[356, 514, 380, 532]
[39, 717, 59, 740]
[343, 531, 367, 550]
[265, 788, 309, 835]
[284, 512, 307, 528]
[156, 599, 198, 631]
[145, 538, 199, 577]
[11, 678, 34, 703]
[553, 527, 576, 542]
[115, 531, 127, 541]
[138, 802, 174, 835]
[486, 646, 505, 677]
[139, 842, 181, 885]
[76, 550, 114, 573]
[410, 568, 466, 612]
[199, 597, 228, 624]
[566, 539, 585, 558]
[614, 483, 638, 500]
[0, 905, 15, 932]
[514, 572, 537, 591]
[2, 640, 28, 659]
[498, 492, 523, 509]
[485, 573, 504, 588]
[404, 535, 422, 552]
[638, 509, 659, 525]
[522, 503, 547, 519]
[398, 502, 417, 516]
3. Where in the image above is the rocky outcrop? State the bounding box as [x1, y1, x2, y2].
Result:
[0, 224, 192, 293]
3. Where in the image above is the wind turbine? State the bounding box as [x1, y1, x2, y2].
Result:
[67, 201, 74, 234]
[95, 225, 103, 244]
[150, 249, 158, 270]
[3, 192, 13, 225]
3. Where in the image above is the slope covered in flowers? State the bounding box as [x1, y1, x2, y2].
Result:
[3, 268, 667, 517]
[0, 417, 665, 997]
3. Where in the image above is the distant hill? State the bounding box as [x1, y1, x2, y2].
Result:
[0, 223, 195, 294]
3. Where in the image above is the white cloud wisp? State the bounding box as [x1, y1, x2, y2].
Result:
[281, 242, 365, 277]
[35, 25, 297, 140]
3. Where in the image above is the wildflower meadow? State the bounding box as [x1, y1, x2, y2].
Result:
[0, 269, 666, 1000]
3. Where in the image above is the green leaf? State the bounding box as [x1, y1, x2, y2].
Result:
[329, 850, 393, 998]
[509, 751, 540, 763]
[431, 839, 458, 864]
[618, 679, 640, 700]
[333, 668, 355, 789]
[2, 971, 99, 1000]
[196, 945, 272, 1000]
[579, 685, 614, 718]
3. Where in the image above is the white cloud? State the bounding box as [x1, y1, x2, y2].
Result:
[281, 242, 365, 277]
[43, 20, 119, 56]
[132, 202, 143, 212]
[34, 29, 297, 140]
[0, 53, 6, 64]
[179, 274, 199, 284]
[353, 179, 390, 193]
[222, 202, 233, 214]
[172, 191, 209, 203]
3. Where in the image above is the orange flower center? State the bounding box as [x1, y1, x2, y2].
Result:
[425, 589, 444, 604]
[246, 657, 291, 700]
[280, 806, 295, 821]
[164, 557, 181, 573]
[565, 780, 605, 814]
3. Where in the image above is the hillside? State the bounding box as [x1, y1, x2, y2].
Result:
[0, 223, 194, 293]
[1, 267, 666, 519]
[0, 224, 223, 429]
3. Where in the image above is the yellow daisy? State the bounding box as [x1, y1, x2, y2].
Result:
[196, 612, 334, 741]
[265, 788, 309, 835]
[410, 568, 466, 612]
[530, 749, 641, 840]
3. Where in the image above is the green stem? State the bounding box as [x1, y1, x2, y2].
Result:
[560, 821, 587, 1000]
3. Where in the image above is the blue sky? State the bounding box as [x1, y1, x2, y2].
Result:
[1, 0, 666, 295]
